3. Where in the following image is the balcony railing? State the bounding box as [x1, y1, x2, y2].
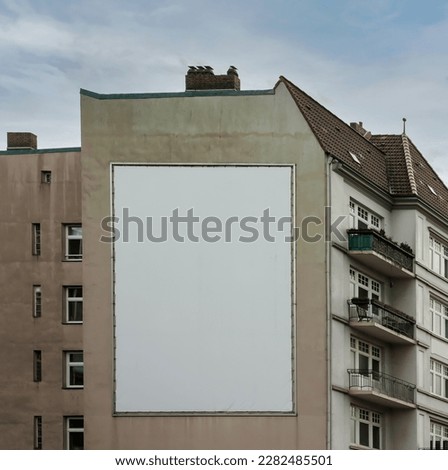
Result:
[349, 298, 415, 340]
[348, 369, 416, 405]
[347, 229, 414, 274]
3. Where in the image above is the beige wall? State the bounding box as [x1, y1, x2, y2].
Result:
[0, 150, 82, 449]
[81, 82, 328, 449]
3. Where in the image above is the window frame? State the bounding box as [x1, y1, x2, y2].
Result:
[349, 200, 382, 230]
[33, 350, 42, 382]
[34, 416, 42, 450]
[64, 286, 83, 324]
[33, 285, 42, 318]
[32, 223, 41, 256]
[430, 358, 448, 399]
[65, 351, 84, 389]
[64, 224, 83, 261]
[429, 236, 448, 279]
[65, 416, 84, 450]
[349, 268, 382, 301]
[430, 297, 448, 340]
[41, 170, 51, 184]
[430, 421, 448, 450]
[350, 336, 381, 375]
[350, 405, 382, 449]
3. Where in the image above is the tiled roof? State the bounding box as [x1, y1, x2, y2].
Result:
[372, 134, 448, 216]
[370, 135, 414, 195]
[280, 76, 448, 219]
[279, 76, 390, 193]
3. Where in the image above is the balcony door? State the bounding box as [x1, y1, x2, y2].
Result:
[349, 200, 382, 230]
[350, 337, 381, 385]
[350, 269, 382, 318]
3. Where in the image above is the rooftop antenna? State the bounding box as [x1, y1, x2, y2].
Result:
[402, 117, 407, 135]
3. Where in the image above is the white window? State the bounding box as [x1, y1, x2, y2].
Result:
[65, 225, 82, 261]
[429, 236, 448, 278]
[351, 405, 382, 449]
[65, 417, 84, 450]
[33, 285, 42, 318]
[65, 352, 84, 388]
[430, 297, 448, 339]
[349, 200, 382, 230]
[350, 337, 381, 375]
[34, 416, 42, 450]
[65, 287, 83, 323]
[32, 223, 41, 256]
[349, 268, 381, 301]
[430, 359, 448, 399]
[430, 422, 448, 450]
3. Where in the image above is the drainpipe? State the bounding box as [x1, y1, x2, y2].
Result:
[325, 155, 336, 450]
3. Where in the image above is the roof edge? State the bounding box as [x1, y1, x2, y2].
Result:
[80, 88, 274, 100]
[278, 76, 388, 159]
[0, 147, 81, 155]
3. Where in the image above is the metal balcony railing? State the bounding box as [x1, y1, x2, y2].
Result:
[349, 298, 415, 339]
[347, 369, 416, 404]
[347, 229, 414, 273]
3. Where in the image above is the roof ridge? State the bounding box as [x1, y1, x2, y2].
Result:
[401, 134, 418, 195]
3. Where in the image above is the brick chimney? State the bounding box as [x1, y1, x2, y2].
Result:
[350, 122, 371, 140]
[186, 66, 240, 91]
[7, 132, 37, 150]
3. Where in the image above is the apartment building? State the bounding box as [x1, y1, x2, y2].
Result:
[0, 133, 83, 449]
[1, 67, 448, 449]
[281, 78, 448, 448]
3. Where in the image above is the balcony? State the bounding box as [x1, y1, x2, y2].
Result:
[347, 229, 414, 278]
[348, 298, 415, 344]
[347, 369, 416, 409]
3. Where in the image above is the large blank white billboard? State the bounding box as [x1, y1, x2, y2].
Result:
[113, 165, 294, 413]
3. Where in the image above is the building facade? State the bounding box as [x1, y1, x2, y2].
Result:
[1, 67, 448, 449]
[0, 134, 83, 449]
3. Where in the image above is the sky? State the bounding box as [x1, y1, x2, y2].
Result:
[1, 0, 448, 182]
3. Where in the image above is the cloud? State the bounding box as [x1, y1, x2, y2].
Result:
[0, 0, 447, 184]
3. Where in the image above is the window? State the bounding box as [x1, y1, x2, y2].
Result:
[349, 151, 361, 165]
[351, 405, 382, 449]
[34, 416, 42, 450]
[33, 350, 42, 382]
[430, 422, 448, 449]
[349, 201, 382, 230]
[41, 171, 51, 184]
[430, 297, 448, 339]
[65, 286, 83, 323]
[430, 359, 448, 399]
[65, 417, 84, 450]
[33, 285, 42, 318]
[429, 236, 448, 278]
[65, 352, 84, 388]
[428, 185, 437, 196]
[349, 268, 381, 301]
[65, 225, 82, 261]
[350, 337, 381, 376]
[32, 223, 41, 256]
